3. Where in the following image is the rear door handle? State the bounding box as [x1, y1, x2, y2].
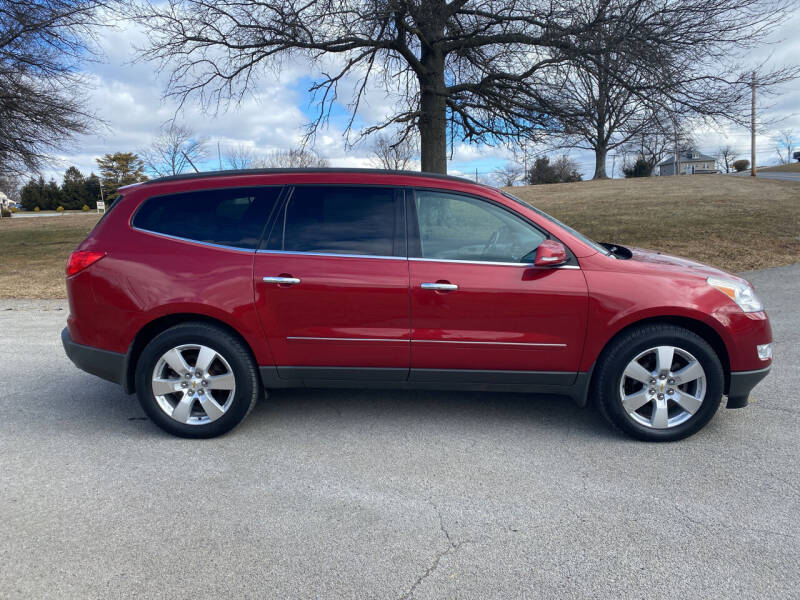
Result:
[262, 276, 301, 285]
[421, 282, 458, 291]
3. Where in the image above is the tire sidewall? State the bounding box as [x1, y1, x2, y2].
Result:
[599, 328, 724, 441]
[135, 325, 258, 438]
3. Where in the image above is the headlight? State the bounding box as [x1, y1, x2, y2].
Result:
[707, 277, 764, 312]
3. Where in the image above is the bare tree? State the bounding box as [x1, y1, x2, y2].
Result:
[718, 145, 738, 173]
[619, 117, 696, 176]
[128, 0, 673, 174]
[223, 144, 257, 170]
[370, 134, 417, 171]
[141, 123, 207, 176]
[256, 149, 329, 169]
[540, 0, 796, 179]
[493, 162, 524, 187]
[774, 129, 795, 165]
[0, 0, 107, 175]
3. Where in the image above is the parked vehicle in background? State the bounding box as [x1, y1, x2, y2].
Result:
[62, 169, 772, 441]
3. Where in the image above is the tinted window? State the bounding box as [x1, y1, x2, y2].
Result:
[269, 186, 402, 256]
[414, 191, 546, 263]
[133, 187, 281, 249]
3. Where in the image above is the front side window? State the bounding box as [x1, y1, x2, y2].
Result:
[133, 187, 281, 249]
[268, 186, 402, 256]
[413, 191, 546, 263]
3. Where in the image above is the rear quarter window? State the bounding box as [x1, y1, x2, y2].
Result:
[132, 187, 282, 249]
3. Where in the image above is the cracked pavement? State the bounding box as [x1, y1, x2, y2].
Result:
[1, 264, 798, 599]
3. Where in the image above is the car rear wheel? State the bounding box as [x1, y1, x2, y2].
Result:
[593, 324, 724, 441]
[135, 323, 261, 438]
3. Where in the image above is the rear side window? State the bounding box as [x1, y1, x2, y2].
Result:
[268, 186, 403, 256]
[133, 187, 282, 249]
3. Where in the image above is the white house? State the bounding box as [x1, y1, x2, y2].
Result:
[658, 151, 718, 176]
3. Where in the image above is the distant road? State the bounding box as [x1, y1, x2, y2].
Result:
[5, 212, 98, 219]
[731, 171, 800, 182]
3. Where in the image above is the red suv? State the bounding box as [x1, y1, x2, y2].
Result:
[62, 169, 772, 440]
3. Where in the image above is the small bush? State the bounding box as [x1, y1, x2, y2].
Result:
[56, 205, 65, 212]
[732, 159, 750, 172]
[623, 157, 654, 178]
[1, 207, 11, 218]
[82, 204, 90, 212]
[34, 206, 40, 212]
[10, 206, 18, 213]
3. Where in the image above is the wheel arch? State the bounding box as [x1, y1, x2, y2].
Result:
[123, 313, 259, 394]
[587, 315, 732, 402]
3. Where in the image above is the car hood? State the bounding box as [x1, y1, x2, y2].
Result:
[627, 247, 746, 283]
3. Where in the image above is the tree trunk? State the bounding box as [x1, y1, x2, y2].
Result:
[593, 147, 608, 179]
[418, 47, 448, 174]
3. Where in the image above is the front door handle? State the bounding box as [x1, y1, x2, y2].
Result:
[262, 276, 301, 285]
[421, 282, 458, 291]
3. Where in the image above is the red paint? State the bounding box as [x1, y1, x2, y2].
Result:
[66, 170, 772, 384]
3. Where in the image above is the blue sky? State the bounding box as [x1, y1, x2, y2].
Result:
[45, 12, 800, 184]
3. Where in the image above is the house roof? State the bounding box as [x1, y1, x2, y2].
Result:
[659, 152, 716, 166]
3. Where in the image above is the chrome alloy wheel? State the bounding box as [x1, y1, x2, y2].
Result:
[618, 345, 707, 429]
[151, 344, 236, 425]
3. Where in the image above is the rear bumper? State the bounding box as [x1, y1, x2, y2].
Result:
[62, 328, 127, 388]
[727, 367, 771, 408]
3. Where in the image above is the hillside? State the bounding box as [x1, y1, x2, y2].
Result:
[507, 174, 800, 272]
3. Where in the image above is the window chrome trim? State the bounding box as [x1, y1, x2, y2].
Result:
[409, 257, 579, 269]
[131, 227, 257, 253]
[412, 339, 567, 347]
[257, 249, 406, 261]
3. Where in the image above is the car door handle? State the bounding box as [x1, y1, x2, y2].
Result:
[262, 276, 301, 285]
[421, 282, 458, 291]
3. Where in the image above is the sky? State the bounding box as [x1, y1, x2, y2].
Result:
[44, 10, 800, 184]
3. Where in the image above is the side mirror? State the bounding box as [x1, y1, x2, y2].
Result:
[533, 240, 568, 267]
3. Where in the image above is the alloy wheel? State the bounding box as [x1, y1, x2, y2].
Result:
[618, 345, 707, 429]
[151, 344, 236, 425]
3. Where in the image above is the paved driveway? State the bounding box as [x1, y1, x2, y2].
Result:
[1, 265, 797, 599]
[730, 170, 800, 182]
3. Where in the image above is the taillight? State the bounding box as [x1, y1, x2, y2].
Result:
[66, 251, 106, 277]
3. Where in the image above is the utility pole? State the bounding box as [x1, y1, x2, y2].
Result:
[674, 125, 680, 176]
[751, 71, 757, 177]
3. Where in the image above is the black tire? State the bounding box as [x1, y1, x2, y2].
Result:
[135, 322, 261, 438]
[593, 323, 724, 442]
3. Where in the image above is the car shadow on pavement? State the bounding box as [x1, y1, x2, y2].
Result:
[56, 376, 618, 441]
[245, 387, 618, 440]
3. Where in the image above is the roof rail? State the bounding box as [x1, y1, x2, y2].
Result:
[141, 167, 477, 186]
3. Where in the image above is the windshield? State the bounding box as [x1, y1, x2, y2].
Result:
[501, 191, 611, 256]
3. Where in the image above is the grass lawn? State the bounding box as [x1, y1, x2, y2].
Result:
[0, 175, 798, 298]
[759, 162, 800, 173]
[509, 175, 800, 273]
[0, 214, 101, 298]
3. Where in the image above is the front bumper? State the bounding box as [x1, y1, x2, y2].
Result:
[727, 367, 771, 408]
[61, 328, 127, 388]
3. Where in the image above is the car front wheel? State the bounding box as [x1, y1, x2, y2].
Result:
[593, 324, 724, 441]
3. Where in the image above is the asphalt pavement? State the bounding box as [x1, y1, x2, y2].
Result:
[1, 264, 798, 599]
[730, 170, 800, 182]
